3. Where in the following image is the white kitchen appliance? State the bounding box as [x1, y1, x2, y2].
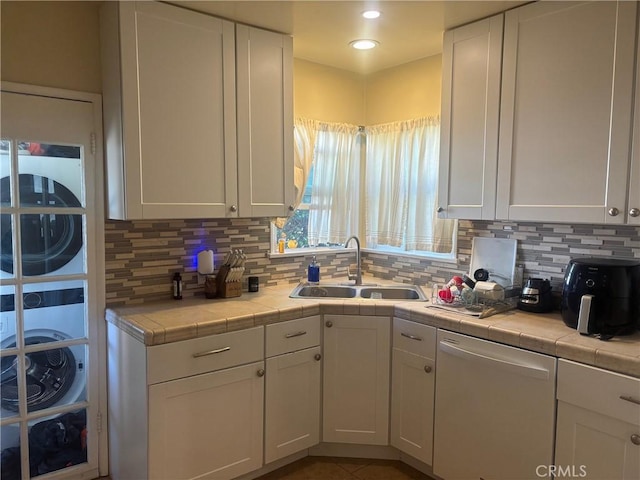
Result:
[0, 147, 85, 279]
[433, 330, 557, 480]
[0, 145, 88, 449]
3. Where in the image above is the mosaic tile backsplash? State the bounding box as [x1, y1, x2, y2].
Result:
[105, 218, 640, 306]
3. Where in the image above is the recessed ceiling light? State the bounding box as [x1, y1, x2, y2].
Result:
[350, 39, 379, 50]
[362, 10, 381, 19]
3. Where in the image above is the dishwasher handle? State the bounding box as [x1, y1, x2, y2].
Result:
[439, 340, 550, 380]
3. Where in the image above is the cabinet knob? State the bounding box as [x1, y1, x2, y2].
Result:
[631, 434, 640, 446]
[437, 207, 444, 213]
[608, 207, 619, 217]
[257, 368, 265, 377]
[288, 205, 295, 212]
[314, 353, 322, 361]
[630, 208, 640, 218]
[325, 320, 333, 328]
[424, 365, 432, 374]
[229, 205, 238, 213]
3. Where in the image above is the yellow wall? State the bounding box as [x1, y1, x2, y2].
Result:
[1, 1, 441, 124]
[293, 56, 442, 126]
[365, 55, 442, 125]
[1, 1, 103, 93]
[293, 59, 366, 125]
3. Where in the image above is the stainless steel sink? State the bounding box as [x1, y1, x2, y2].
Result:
[292, 285, 358, 298]
[360, 286, 426, 300]
[289, 283, 426, 301]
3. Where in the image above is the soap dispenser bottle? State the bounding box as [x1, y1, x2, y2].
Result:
[307, 256, 320, 285]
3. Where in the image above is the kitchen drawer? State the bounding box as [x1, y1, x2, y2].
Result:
[557, 359, 640, 425]
[147, 326, 264, 385]
[266, 316, 321, 357]
[393, 318, 436, 358]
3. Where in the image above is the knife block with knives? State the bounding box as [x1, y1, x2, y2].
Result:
[216, 249, 246, 298]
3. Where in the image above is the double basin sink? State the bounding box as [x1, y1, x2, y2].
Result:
[289, 283, 427, 301]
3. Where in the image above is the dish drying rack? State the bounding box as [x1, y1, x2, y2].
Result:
[430, 288, 518, 319]
[216, 249, 245, 298]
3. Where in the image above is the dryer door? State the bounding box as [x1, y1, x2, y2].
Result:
[1, 174, 83, 276]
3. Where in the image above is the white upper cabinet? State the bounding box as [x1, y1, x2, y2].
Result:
[100, 1, 237, 219]
[236, 25, 295, 218]
[628, 21, 640, 226]
[496, 1, 637, 224]
[100, 2, 294, 220]
[438, 14, 503, 220]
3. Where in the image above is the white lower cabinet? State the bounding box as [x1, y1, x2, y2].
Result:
[555, 359, 640, 480]
[322, 315, 391, 445]
[108, 311, 640, 480]
[107, 324, 265, 480]
[390, 319, 436, 466]
[148, 362, 264, 480]
[264, 317, 322, 463]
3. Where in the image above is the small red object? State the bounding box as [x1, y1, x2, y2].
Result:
[438, 288, 454, 303]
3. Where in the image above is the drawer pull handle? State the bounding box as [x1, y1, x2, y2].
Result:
[401, 332, 423, 341]
[620, 395, 640, 406]
[631, 434, 640, 446]
[285, 331, 307, 339]
[192, 346, 231, 358]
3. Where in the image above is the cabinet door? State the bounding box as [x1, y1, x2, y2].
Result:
[390, 348, 435, 465]
[236, 25, 294, 218]
[265, 346, 321, 463]
[438, 14, 503, 220]
[628, 23, 640, 225]
[322, 315, 390, 445]
[497, 1, 637, 224]
[148, 361, 264, 480]
[106, 1, 237, 219]
[555, 402, 640, 480]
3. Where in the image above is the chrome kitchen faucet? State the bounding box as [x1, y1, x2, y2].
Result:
[345, 236, 363, 285]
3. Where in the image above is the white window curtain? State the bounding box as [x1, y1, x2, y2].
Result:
[274, 117, 317, 228]
[365, 117, 455, 253]
[307, 121, 362, 246]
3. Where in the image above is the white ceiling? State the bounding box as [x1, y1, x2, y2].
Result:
[169, 1, 527, 75]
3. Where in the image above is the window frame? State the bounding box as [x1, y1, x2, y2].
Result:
[270, 118, 458, 261]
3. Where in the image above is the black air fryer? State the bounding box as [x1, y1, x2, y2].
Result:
[561, 257, 640, 337]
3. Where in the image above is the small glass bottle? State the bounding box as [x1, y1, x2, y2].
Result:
[172, 272, 183, 300]
[307, 256, 320, 284]
[278, 233, 286, 254]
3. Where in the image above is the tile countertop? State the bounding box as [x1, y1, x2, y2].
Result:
[105, 283, 640, 378]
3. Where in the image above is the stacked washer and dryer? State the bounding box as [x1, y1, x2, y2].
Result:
[0, 144, 87, 460]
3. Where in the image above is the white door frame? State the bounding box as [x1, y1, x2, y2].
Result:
[1, 81, 108, 477]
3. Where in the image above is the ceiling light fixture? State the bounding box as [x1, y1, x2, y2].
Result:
[350, 39, 379, 50]
[362, 10, 381, 19]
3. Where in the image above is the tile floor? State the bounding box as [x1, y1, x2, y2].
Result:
[255, 456, 433, 480]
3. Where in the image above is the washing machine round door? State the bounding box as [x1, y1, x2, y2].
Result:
[0, 174, 83, 276]
[0, 333, 79, 413]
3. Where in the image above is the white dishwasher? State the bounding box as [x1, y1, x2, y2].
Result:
[433, 330, 557, 480]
